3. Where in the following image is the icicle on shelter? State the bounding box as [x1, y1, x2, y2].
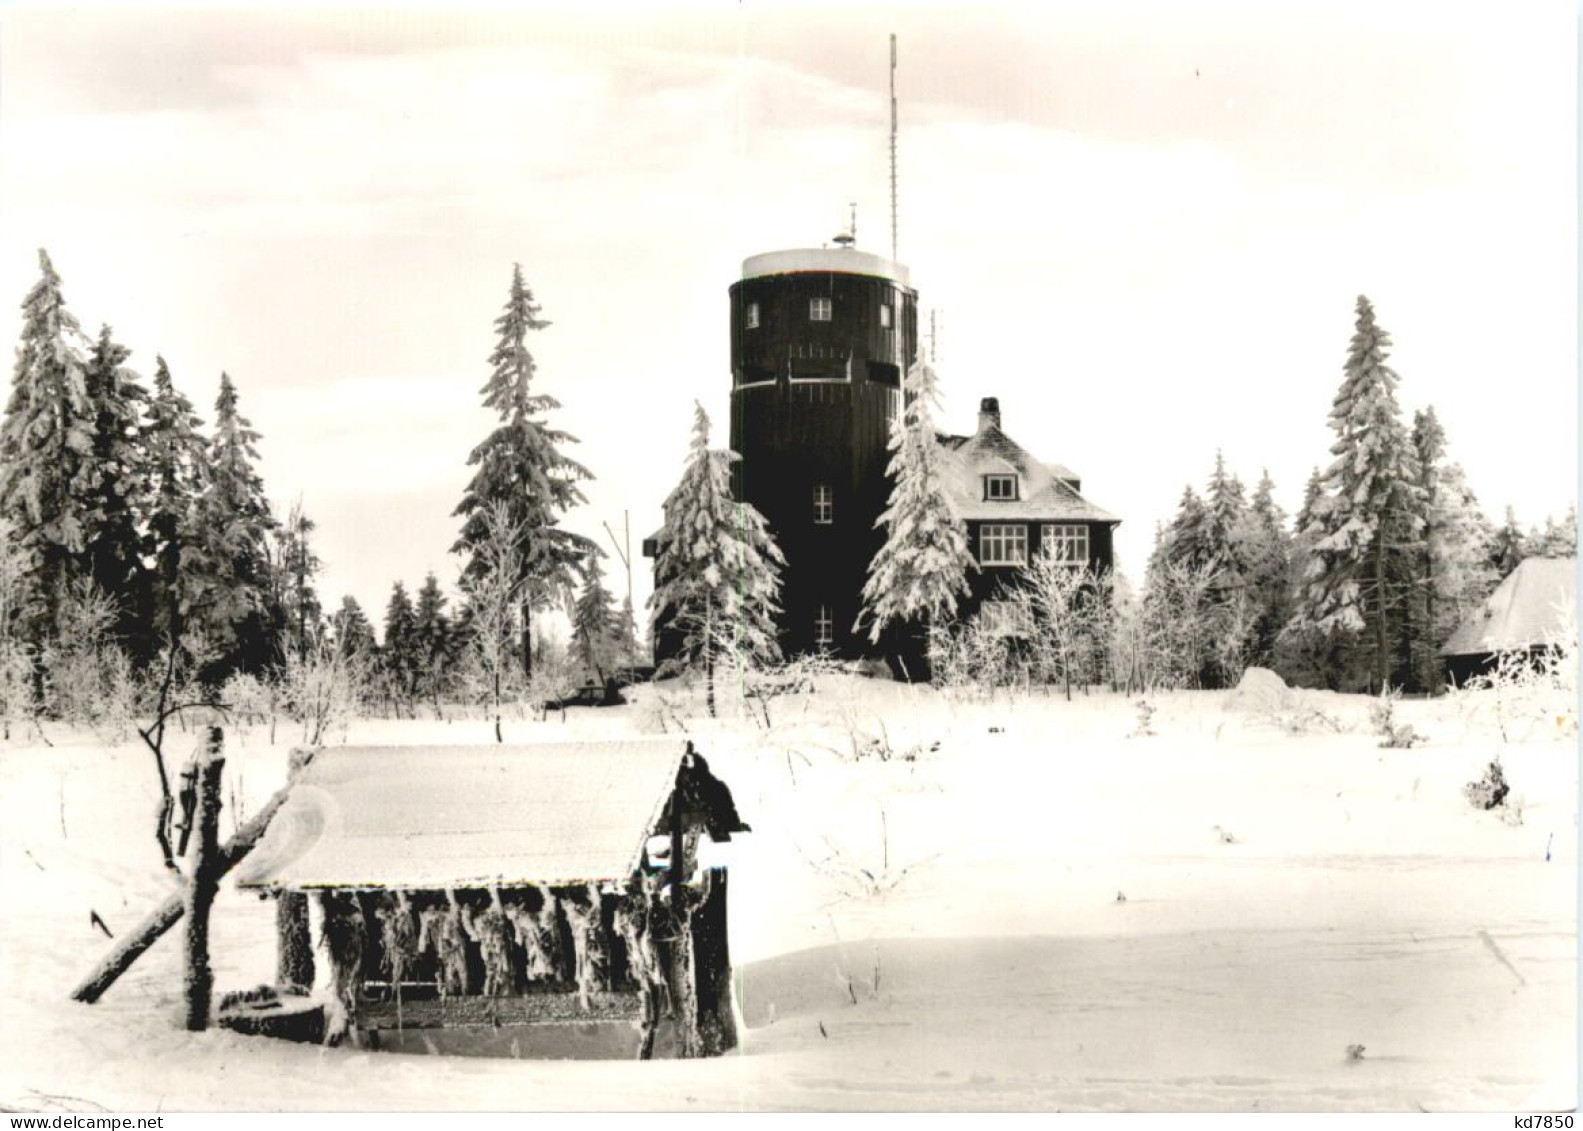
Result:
[70, 735, 750, 1060]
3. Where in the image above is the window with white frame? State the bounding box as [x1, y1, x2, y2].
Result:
[814, 605, 834, 647]
[985, 474, 1018, 501]
[979, 523, 1028, 566]
[979, 599, 1025, 638]
[809, 297, 832, 322]
[880, 303, 893, 329]
[1041, 523, 1089, 567]
[813, 483, 833, 525]
[746, 302, 760, 329]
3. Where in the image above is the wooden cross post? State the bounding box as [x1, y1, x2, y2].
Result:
[182, 726, 225, 1031]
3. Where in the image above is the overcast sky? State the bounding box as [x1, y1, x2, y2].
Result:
[1, 1, 1576, 631]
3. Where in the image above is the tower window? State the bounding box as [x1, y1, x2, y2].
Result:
[880, 303, 893, 329]
[815, 605, 835, 648]
[985, 474, 1018, 500]
[746, 302, 760, 330]
[813, 484, 833, 525]
[1041, 523, 1089, 567]
[980, 523, 1028, 566]
[809, 297, 832, 322]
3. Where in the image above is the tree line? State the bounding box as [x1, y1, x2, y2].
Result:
[0, 252, 640, 733]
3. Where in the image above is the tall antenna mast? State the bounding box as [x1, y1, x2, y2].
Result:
[889, 33, 898, 262]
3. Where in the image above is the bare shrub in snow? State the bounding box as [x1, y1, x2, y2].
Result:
[0, 521, 38, 741]
[39, 578, 137, 738]
[1463, 758, 1510, 812]
[1370, 686, 1424, 748]
[1129, 698, 1157, 738]
[742, 650, 846, 729]
[459, 500, 528, 741]
[1460, 604, 1577, 743]
[279, 635, 368, 745]
[219, 671, 278, 738]
[524, 631, 577, 722]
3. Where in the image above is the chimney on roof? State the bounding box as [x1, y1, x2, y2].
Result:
[978, 396, 1001, 433]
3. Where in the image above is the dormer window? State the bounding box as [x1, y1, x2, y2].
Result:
[809, 297, 832, 322]
[746, 302, 760, 329]
[985, 474, 1018, 501]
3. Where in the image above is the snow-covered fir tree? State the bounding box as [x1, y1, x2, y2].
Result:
[191, 372, 275, 672]
[142, 355, 210, 649]
[1410, 406, 1494, 687]
[382, 581, 419, 702]
[1203, 450, 1249, 584]
[412, 572, 453, 701]
[1292, 296, 1424, 692]
[612, 594, 643, 674]
[0, 251, 95, 642]
[1488, 506, 1528, 580]
[570, 551, 620, 694]
[1529, 506, 1577, 558]
[453, 265, 595, 678]
[267, 500, 323, 660]
[648, 402, 783, 716]
[1242, 470, 1293, 666]
[1155, 486, 1214, 573]
[81, 324, 152, 649]
[330, 595, 378, 658]
[857, 360, 974, 645]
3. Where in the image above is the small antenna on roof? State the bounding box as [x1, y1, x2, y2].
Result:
[889, 33, 899, 261]
[833, 201, 858, 249]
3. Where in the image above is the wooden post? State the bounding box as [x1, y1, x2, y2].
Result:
[275, 891, 314, 990]
[71, 747, 318, 1005]
[182, 726, 225, 1031]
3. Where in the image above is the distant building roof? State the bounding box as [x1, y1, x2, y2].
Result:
[1441, 556, 1577, 657]
[933, 423, 1118, 524]
[235, 740, 694, 891]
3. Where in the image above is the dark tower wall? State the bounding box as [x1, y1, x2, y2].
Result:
[728, 249, 918, 656]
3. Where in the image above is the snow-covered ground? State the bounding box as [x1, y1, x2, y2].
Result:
[0, 678, 1574, 1112]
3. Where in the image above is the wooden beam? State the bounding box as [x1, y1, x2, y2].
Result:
[357, 990, 644, 1031]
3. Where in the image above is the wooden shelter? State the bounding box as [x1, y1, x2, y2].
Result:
[233, 738, 748, 1059]
[1441, 556, 1577, 686]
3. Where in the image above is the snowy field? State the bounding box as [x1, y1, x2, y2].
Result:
[0, 677, 1574, 1112]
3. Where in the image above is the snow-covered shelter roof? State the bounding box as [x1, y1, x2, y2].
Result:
[235, 740, 693, 891]
[934, 426, 1118, 524]
[1441, 556, 1577, 657]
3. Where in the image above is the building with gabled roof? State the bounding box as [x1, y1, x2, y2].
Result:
[1441, 556, 1577, 685]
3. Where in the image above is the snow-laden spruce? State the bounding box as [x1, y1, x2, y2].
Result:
[571, 550, 621, 694]
[0, 250, 96, 640]
[1291, 295, 1425, 691]
[188, 372, 275, 666]
[857, 360, 973, 642]
[648, 402, 783, 716]
[81, 324, 151, 644]
[453, 265, 595, 677]
[144, 355, 210, 646]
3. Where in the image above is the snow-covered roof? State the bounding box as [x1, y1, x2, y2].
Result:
[934, 426, 1118, 524]
[235, 740, 691, 891]
[1441, 556, 1577, 657]
[741, 247, 911, 287]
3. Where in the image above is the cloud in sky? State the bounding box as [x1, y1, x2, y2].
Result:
[0, 1, 1574, 627]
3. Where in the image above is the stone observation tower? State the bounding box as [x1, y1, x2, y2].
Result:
[727, 243, 919, 656]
